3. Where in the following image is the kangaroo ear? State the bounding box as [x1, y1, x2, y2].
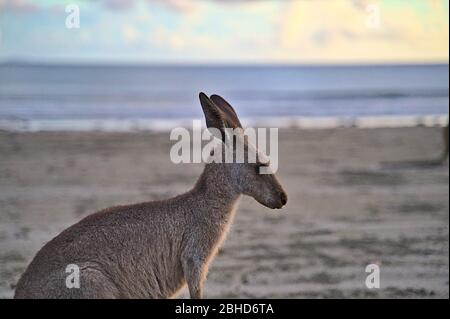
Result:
[199, 92, 227, 141]
[210, 94, 243, 129]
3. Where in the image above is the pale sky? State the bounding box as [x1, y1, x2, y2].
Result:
[0, 0, 448, 64]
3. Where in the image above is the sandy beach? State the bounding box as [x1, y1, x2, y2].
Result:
[0, 126, 448, 298]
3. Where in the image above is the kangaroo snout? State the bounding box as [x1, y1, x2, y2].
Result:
[274, 191, 288, 209]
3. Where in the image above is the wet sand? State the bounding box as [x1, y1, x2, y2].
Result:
[0, 127, 448, 298]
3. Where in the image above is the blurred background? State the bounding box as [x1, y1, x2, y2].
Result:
[0, 0, 448, 299]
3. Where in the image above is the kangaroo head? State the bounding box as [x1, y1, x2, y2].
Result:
[199, 92, 288, 209]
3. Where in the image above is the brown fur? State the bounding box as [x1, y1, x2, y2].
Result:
[14, 93, 287, 299]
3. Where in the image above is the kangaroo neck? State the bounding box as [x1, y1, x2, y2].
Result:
[192, 164, 241, 219]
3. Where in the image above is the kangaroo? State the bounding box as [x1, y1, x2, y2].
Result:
[14, 92, 288, 299]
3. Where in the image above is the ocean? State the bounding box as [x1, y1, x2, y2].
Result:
[0, 63, 448, 131]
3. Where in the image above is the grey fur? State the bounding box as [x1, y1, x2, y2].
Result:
[14, 93, 287, 299]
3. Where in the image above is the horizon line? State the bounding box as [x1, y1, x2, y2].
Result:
[0, 59, 448, 68]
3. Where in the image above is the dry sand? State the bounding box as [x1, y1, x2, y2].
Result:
[0, 127, 448, 298]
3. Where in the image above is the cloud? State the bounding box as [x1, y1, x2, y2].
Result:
[0, 0, 266, 13]
[277, 0, 449, 63]
[1, 0, 448, 63]
[0, 0, 39, 13]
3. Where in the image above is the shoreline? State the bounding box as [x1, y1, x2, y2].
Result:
[0, 114, 448, 132]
